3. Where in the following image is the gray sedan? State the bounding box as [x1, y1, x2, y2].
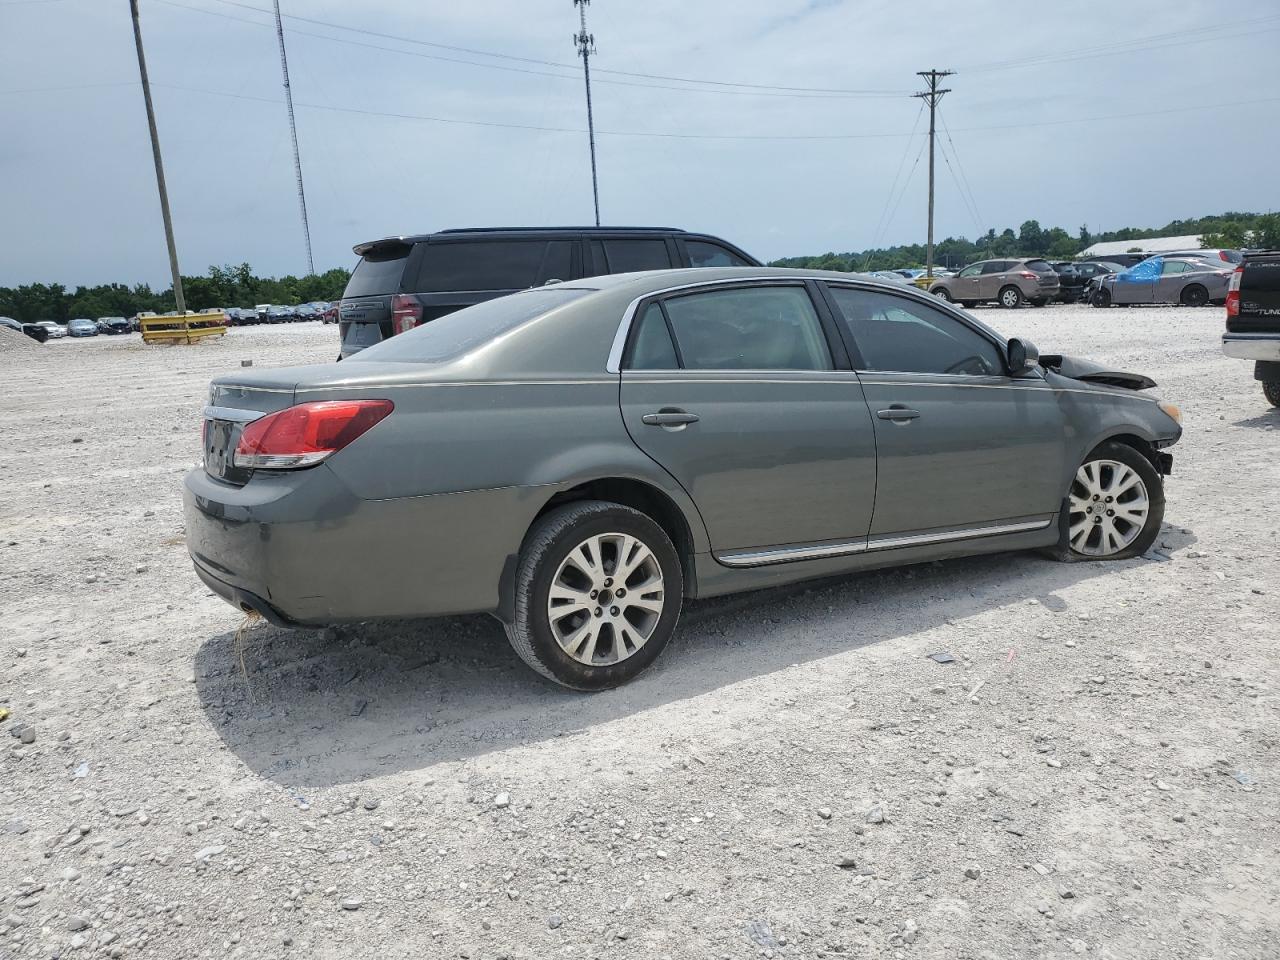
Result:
[185, 268, 1183, 689]
[1093, 256, 1233, 307]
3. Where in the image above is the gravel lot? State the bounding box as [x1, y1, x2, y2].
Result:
[2, 304, 1277, 960]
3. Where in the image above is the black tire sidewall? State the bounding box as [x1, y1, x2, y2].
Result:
[1066, 442, 1165, 561]
[1182, 284, 1208, 307]
[519, 505, 683, 690]
[1263, 380, 1280, 408]
[934, 288, 953, 301]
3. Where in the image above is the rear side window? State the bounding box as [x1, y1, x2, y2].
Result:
[659, 285, 832, 370]
[414, 240, 571, 292]
[627, 304, 680, 369]
[603, 239, 672, 273]
[686, 240, 751, 268]
[980, 261, 1007, 275]
[344, 245, 411, 297]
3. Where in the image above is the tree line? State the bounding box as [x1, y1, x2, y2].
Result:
[769, 211, 1280, 272]
[0, 263, 351, 325]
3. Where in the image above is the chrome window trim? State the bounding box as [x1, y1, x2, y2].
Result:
[203, 405, 267, 424]
[716, 517, 1053, 568]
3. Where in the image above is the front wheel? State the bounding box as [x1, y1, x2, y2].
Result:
[1060, 442, 1164, 561]
[998, 285, 1023, 309]
[1091, 289, 1112, 308]
[506, 501, 683, 690]
[933, 287, 954, 302]
[1264, 380, 1280, 408]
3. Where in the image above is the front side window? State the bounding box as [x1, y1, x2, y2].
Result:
[827, 287, 1004, 377]
[686, 240, 751, 268]
[603, 239, 672, 273]
[957, 264, 982, 278]
[659, 285, 832, 371]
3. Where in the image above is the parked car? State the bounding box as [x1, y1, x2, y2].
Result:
[1222, 251, 1280, 407]
[929, 258, 1060, 308]
[1159, 248, 1243, 266]
[38, 321, 68, 339]
[0, 316, 48, 343]
[1078, 253, 1153, 269]
[295, 303, 318, 321]
[267, 305, 295, 324]
[97, 316, 130, 335]
[186, 267, 1182, 690]
[321, 302, 339, 324]
[254, 304, 272, 324]
[1053, 261, 1125, 303]
[336, 226, 760, 359]
[866, 270, 911, 284]
[67, 318, 98, 337]
[1092, 256, 1233, 308]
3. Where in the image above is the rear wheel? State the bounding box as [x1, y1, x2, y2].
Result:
[1180, 284, 1209, 307]
[1264, 380, 1280, 408]
[933, 288, 954, 302]
[1091, 289, 1112, 308]
[998, 285, 1023, 309]
[506, 501, 683, 690]
[1060, 443, 1164, 561]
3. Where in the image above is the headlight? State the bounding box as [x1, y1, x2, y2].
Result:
[1157, 400, 1182, 425]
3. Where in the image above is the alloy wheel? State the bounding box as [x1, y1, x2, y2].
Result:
[1001, 288, 1021, 308]
[546, 532, 665, 666]
[1068, 459, 1150, 557]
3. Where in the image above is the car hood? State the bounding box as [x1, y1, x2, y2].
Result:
[1039, 353, 1156, 391]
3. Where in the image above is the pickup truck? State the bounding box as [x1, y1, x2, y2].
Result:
[1223, 251, 1280, 408]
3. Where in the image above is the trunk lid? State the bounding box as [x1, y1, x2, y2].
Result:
[1231, 251, 1280, 334]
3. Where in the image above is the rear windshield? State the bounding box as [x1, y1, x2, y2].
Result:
[1024, 259, 1055, 273]
[344, 244, 411, 297]
[347, 288, 592, 364]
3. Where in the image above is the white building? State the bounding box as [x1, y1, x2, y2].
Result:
[1078, 234, 1203, 259]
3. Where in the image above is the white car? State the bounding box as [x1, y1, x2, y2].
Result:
[38, 321, 67, 339]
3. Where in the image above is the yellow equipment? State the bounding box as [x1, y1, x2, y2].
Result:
[141, 311, 227, 344]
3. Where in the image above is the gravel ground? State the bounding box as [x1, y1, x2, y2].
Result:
[2, 305, 1277, 960]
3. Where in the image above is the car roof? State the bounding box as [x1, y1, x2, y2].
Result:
[354, 226, 713, 255]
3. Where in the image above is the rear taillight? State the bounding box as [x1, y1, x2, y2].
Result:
[390, 294, 423, 335]
[233, 400, 393, 470]
[1018, 271, 1037, 280]
[1226, 266, 1243, 317]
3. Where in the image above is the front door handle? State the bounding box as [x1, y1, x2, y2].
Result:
[642, 409, 699, 428]
[876, 405, 921, 422]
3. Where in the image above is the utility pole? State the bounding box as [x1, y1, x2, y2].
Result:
[914, 69, 953, 279]
[129, 0, 186, 313]
[272, 0, 315, 276]
[573, 0, 600, 227]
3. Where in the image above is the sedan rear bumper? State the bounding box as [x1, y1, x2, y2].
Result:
[183, 466, 548, 625]
[1223, 333, 1280, 361]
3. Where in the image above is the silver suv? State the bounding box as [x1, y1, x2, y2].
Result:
[929, 258, 1061, 308]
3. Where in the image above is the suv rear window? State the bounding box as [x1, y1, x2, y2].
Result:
[344, 244, 411, 297]
[415, 240, 572, 292]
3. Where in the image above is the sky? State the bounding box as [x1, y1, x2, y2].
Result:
[1, 0, 1277, 287]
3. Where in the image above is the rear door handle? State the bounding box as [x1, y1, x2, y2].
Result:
[642, 410, 700, 428]
[876, 406, 921, 422]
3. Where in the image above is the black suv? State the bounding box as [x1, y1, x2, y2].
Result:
[336, 226, 760, 358]
[1222, 251, 1280, 407]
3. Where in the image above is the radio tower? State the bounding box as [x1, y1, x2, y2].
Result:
[272, 0, 315, 275]
[573, 0, 600, 226]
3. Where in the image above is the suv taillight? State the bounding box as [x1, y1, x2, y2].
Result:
[233, 400, 394, 470]
[1018, 271, 1037, 280]
[391, 294, 423, 335]
[1226, 265, 1243, 318]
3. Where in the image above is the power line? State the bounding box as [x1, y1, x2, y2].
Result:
[154, 0, 908, 100]
[191, 0, 911, 96]
[148, 81, 1280, 142]
[867, 101, 924, 256]
[937, 105, 982, 233]
[935, 133, 981, 237]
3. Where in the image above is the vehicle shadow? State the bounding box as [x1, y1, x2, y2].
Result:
[1231, 410, 1279, 429]
[194, 523, 1196, 791]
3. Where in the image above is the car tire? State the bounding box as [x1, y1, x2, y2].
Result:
[505, 500, 683, 691]
[1051, 442, 1165, 562]
[998, 285, 1023, 309]
[1264, 380, 1280, 408]
[1180, 284, 1209, 307]
[1091, 289, 1111, 308]
[933, 288, 953, 302]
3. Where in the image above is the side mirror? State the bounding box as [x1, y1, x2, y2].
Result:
[1007, 337, 1040, 377]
